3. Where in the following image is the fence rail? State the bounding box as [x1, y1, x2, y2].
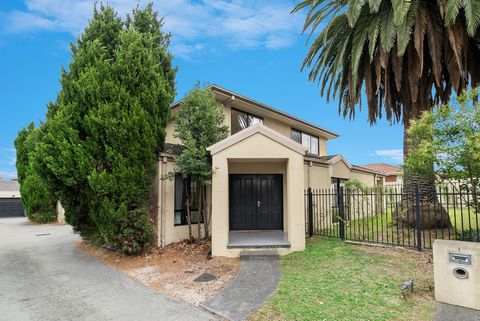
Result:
[305, 184, 479, 250]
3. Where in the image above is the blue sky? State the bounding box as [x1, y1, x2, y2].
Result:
[0, 0, 403, 179]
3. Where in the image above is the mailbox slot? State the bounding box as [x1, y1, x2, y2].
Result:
[449, 253, 472, 265]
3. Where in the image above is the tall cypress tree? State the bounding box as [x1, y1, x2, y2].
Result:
[35, 5, 121, 237]
[15, 123, 57, 223]
[34, 3, 176, 253]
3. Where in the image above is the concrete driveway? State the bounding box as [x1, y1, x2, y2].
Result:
[0, 217, 217, 321]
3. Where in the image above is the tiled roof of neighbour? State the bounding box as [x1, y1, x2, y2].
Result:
[356, 163, 402, 175]
[0, 180, 20, 192]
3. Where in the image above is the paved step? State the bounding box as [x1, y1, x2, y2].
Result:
[227, 243, 290, 249]
[200, 258, 281, 321]
[239, 251, 280, 261]
[434, 303, 480, 321]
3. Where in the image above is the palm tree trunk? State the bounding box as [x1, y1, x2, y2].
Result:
[393, 116, 451, 229]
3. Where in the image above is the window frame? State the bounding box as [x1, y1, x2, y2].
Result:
[173, 174, 203, 226]
[291, 128, 320, 155]
[230, 108, 264, 134]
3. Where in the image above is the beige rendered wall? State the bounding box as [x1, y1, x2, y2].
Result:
[57, 202, 66, 224]
[157, 158, 210, 245]
[165, 102, 328, 155]
[304, 161, 381, 190]
[330, 160, 351, 180]
[351, 171, 377, 186]
[211, 133, 305, 257]
[263, 117, 290, 137]
[304, 163, 331, 189]
[433, 240, 480, 310]
[165, 121, 181, 145]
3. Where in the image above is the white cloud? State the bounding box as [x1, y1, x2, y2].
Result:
[0, 171, 18, 180]
[2, 0, 302, 57]
[371, 149, 403, 163]
[5, 11, 56, 32]
[0, 148, 17, 180]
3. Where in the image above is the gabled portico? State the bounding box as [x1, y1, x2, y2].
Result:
[207, 123, 307, 257]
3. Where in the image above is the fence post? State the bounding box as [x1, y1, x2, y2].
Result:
[308, 188, 313, 237]
[338, 186, 345, 241]
[415, 184, 422, 252]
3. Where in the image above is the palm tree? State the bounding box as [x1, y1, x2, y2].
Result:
[293, 0, 480, 228]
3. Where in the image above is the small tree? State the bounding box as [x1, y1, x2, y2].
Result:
[404, 87, 480, 215]
[15, 123, 57, 223]
[173, 84, 229, 240]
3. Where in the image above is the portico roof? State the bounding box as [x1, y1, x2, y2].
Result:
[207, 123, 308, 156]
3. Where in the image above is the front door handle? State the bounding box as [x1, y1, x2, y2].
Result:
[257, 201, 262, 207]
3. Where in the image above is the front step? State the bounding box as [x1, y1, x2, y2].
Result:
[240, 250, 280, 261]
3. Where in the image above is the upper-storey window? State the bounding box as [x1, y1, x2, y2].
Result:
[291, 129, 319, 155]
[231, 108, 263, 134]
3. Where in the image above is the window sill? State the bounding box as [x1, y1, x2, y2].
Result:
[174, 222, 204, 227]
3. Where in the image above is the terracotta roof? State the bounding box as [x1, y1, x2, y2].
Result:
[357, 163, 402, 175]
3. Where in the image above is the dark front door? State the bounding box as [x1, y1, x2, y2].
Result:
[229, 174, 283, 230]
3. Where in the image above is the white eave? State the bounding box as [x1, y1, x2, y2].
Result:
[207, 123, 308, 156]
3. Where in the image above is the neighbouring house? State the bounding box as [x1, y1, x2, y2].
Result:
[0, 179, 24, 218]
[357, 163, 403, 184]
[156, 85, 385, 257]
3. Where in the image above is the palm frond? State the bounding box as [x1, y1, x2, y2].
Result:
[367, 15, 381, 61]
[462, 0, 480, 36]
[396, 0, 418, 55]
[392, 0, 412, 25]
[294, 0, 480, 125]
[346, 0, 368, 27]
[413, 6, 427, 75]
[425, 9, 444, 87]
[380, 4, 397, 51]
[368, 0, 383, 12]
[444, 0, 461, 25]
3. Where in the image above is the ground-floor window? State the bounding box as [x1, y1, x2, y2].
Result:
[174, 174, 202, 226]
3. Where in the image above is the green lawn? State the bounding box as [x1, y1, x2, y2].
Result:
[251, 237, 435, 321]
[318, 207, 479, 248]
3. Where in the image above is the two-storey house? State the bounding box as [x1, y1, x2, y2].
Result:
[156, 85, 384, 257]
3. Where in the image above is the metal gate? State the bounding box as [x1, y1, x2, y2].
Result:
[305, 184, 479, 251]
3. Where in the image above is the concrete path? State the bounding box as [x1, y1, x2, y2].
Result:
[434, 303, 480, 321]
[201, 253, 281, 321]
[0, 217, 217, 321]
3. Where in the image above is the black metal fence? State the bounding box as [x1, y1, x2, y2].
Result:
[305, 184, 479, 250]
